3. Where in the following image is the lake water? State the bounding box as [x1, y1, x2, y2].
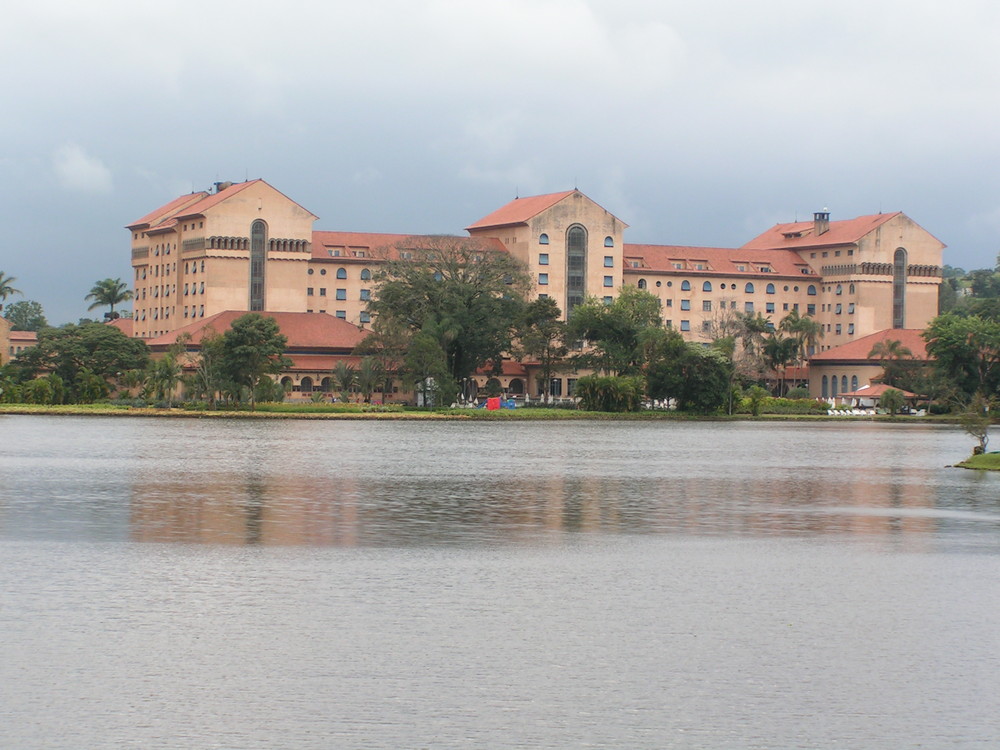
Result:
[1, 415, 998, 748]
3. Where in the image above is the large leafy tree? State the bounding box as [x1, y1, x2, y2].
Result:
[645, 329, 733, 413]
[219, 314, 291, 410]
[86, 278, 133, 319]
[515, 296, 568, 403]
[924, 313, 1000, 399]
[11, 322, 149, 402]
[0, 271, 21, 312]
[369, 236, 532, 389]
[567, 286, 663, 376]
[3, 300, 47, 331]
[779, 309, 823, 365]
[868, 338, 916, 388]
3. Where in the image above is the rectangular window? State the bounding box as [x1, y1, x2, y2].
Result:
[319, 288, 327, 297]
[539, 254, 549, 265]
[836, 324, 842, 335]
[603, 256, 613, 267]
[680, 320, 690, 331]
[848, 323, 855, 334]
[307, 288, 314, 296]
[681, 300, 691, 311]
[807, 304, 816, 315]
[603, 296, 613, 305]
[702, 320, 712, 331]
[835, 303, 842, 314]
[336, 310, 346, 319]
[538, 293, 548, 299]
[538, 273, 549, 285]
[702, 300, 712, 311]
[848, 303, 855, 314]
[730, 301, 737, 309]
[766, 302, 775, 313]
[603, 276, 613, 287]
[782, 303, 789, 311]
[665, 320, 672, 328]
[360, 289, 371, 301]
[745, 302, 754, 313]
[336, 289, 347, 300]
[666, 299, 673, 307]
[360, 311, 371, 323]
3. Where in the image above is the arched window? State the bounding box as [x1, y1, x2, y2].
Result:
[893, 247, 907, 328]
[849, 283, 855, 294]
[539, 233, 549, 245]
[745, 282, 755, 294]
[638, 279, 647, 289]
[822, 375, 829, 399]
[807, 285, 817, 296]
[566, 225, 587, 313]
[836, 284, 843, 295]
[831, 376, 839, 398]
[300, 377, 313, 394]
[509, 378, 525, 395]
[604, 236, 614, 247]
[851, 375, 858, 392]
[336, 267, 347, 280]
[280, 377, 292, 388]
[321, 377, 331, 391]
[250, 220, 267, 311]
[703, 281, 712, 292]
[681, 280, 691, 291]
[766, 283, 775, 294]
[841, 375, 848, 394]
[360, 268, 372, 281]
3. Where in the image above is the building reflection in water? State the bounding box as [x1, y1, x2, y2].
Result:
[129, 461, 940, 548]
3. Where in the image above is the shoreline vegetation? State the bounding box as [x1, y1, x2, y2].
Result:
[0, 402, 978, 424]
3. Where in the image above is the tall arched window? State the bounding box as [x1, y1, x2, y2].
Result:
[250, 220, 267, 311]
[566, 225, 587, 313]
[766, 283, 775, 294]
[360, 268, 372, 281]
[336, 267, 347, 280]
[539, 233, 549, 245]
[807, 285, 817, 296]
[851, 375, 858, 391]
[841, 375, 848, 394]
[703, 281, 712, 292]
[681, 280, 691, 291]
[831, 376, 839, 398]
[822, 375, 829, 399]
[604, 236, 614, 247]
[745, 282, 755, 294]
[638, 279, 647, 289]
[893, 247, 907, 328]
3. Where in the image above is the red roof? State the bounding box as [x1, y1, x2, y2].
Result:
[127, 192, 208, 229]
[475, 360, 528, 377]
[840, 383, 917, 399]
[623, 244, 815, 278]
[741, 213, 901, 250]
[465, 190, 577, 230]
[810, 328, 928, 363]
[107, 318, 134, 337]
[9, 330, 38, 343]
[144, 311, 366, 351]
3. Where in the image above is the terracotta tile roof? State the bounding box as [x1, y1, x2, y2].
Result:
[840, 383, 917, 398]
[9, 330, 38, 343]
[475, 361, 528, 377]
[144, 311, 366, 351]
[311, 232, 508, 261]
[172, 179, 264, 220]
[741, 213, 901, 250]
[623, 244, 815, 279]
[465, 190, 577, 230]
[107, 318, 134, 337]
[127, 192, 208, 229]
[810, 328, 928, 363]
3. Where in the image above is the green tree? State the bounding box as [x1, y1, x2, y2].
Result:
[779, 309, 823, 365]
[370, 236, 531, 385]
[516, 296, 568, 404]
[880, 387, 906, 416]
[0, 271, 21, 312]
[574, 374, 644, 412]
[12, 322, 149, 402]
[333, 361, 357, 403]
[147, 355, 182, 405]
[745, 384, 769, 416]
[186, 330, 226, 408]
[645, 329, 733, 413]
[401, 329, 457, 406]
[567, 286, 663, 376]
[924, 314, 1000, 399]
[763, 333, 798, 396]
[967, 269, 1000, 299]
[3, 300, 47, 332]
[960, 394, 994, 454]
[356, 357, 383, 404]
[219, 314, 290, 410]
[868, 338, 915, 388]
[85, 278, 133, 319]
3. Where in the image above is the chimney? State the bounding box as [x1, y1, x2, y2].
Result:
[813, 209, 830, 235]
[214, 181, 233, 194]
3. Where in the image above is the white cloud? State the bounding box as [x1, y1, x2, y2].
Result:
[52, 145, 112, 193]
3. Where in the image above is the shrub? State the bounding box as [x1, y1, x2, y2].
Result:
[575, 375, 644, 412]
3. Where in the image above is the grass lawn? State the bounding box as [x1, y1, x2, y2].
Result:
[955, 452, 1000, 471]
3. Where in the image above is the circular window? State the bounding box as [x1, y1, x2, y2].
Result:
[656, 281, 662, 287]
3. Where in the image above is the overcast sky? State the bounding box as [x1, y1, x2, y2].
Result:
[2, 0, 998, 324]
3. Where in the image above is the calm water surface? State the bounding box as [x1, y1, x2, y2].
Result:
[1, 416, 998, 748]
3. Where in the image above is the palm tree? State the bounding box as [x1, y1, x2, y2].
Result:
[763, 334, 799, 396]
[333, 361, 357, 403]
[0, 271, 21, 312]
[779, 309, 824, 366]
[868, 339, 914, 387]
[86, 278, 133, 319]
[356, 356, 384, 404]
